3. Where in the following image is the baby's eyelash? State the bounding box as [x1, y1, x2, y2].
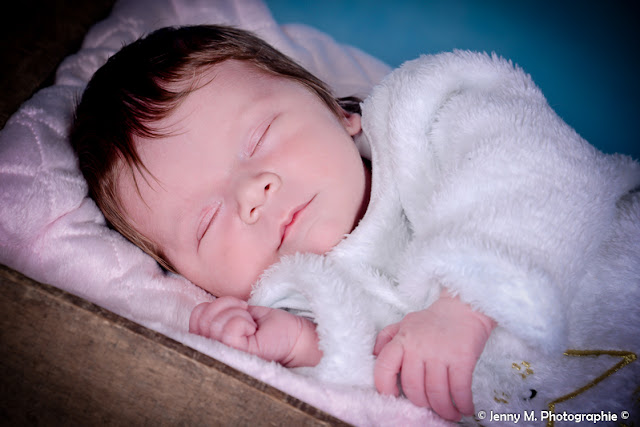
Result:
[248, 114, 279, 156]
[250, 122, 271, 155]
[197, 203, 221, 244]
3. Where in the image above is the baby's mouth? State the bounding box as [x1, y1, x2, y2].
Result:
[278, 196, 315, 250]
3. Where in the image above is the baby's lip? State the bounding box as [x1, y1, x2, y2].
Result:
[278, 196, 315, 250]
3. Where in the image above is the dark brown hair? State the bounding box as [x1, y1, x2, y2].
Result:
[70, 25, 360, 271]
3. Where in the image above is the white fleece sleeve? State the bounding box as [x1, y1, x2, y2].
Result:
[361, 52, 640, 353]
[250, 253, 386, 387]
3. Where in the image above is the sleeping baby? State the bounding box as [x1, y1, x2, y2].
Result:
[71, 25, 640, 424]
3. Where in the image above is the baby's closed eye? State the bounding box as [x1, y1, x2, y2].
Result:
[247, 113, 278, 156]
[197, 202, 221, 244]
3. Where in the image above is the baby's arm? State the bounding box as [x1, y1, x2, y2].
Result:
[373, 290, 495, 421]
[190, 296, 322, 368]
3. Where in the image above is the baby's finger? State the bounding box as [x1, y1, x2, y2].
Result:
[189, 302, 209, 334]
[208, 306, 255, 339]
[400, 360, 429, 407]
[449, 365, 475, 416]
[218, 316, 258, 349]
[374, 340, 403, 397]
[374, 322, 400, 356]
[426, 365, 461, 421]
[211, 295, 249, 312]
[196, 297, 248, 337]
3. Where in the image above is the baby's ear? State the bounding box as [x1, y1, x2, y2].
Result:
[343, 111, 362, 136]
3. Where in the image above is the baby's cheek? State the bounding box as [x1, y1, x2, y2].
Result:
[306, 220, 347, 255]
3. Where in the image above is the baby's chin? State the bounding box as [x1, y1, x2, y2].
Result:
[310, 228, 351, 255]
[297, 223, 350, 256]
[192, 272, 256, 302]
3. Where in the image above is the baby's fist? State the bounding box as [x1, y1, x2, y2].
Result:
[189, 296, 257, 349]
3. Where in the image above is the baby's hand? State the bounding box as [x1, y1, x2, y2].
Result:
[189, 296, 321, 367]
[373, 291, 495, 421]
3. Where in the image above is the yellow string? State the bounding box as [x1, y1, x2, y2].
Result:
[546, 350, 637, 427]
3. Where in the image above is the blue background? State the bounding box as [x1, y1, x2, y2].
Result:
[266, 0, 639, 159]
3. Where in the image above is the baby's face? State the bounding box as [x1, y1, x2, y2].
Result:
[118, 60, 369, 299]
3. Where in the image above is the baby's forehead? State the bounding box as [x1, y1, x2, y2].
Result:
[168, 60, 301, 122]
[122, 59, 318, 182]
[154, 60, 281, 126]
[194, 60, 277, 89]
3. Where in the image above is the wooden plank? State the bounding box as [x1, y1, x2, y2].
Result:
[0, 264, 350, 426]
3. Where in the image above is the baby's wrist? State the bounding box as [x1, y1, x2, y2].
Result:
[283, 316, 322, 368]
[471, 307, 497, 337]
[439, 289, 496, 335]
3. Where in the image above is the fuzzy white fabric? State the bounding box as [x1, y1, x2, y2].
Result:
[251, 52, 640, 425]
[0, 0, 454, 425]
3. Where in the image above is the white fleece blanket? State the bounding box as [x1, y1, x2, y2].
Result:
[0, 0, 453, 425]
[251, 52, 640, 424]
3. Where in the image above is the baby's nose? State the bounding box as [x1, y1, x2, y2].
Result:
[238, 172, 281, 224]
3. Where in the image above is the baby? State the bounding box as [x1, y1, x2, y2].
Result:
[72, 25, 640, 423]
